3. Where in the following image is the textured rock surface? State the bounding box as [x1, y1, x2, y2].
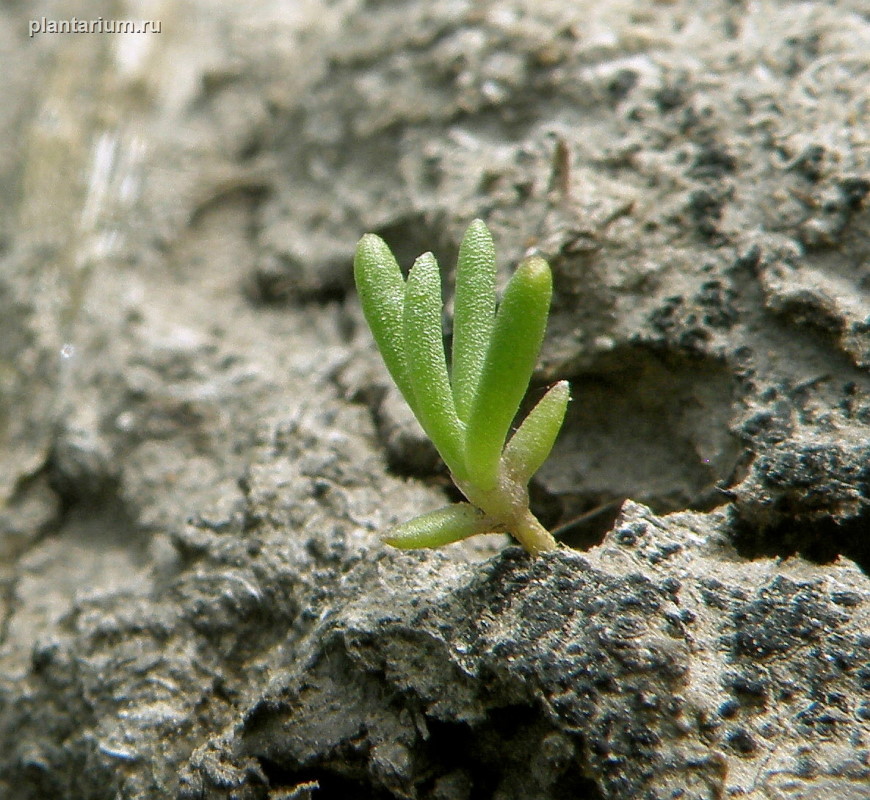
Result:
[194, 502, 870, 800]
[0, 1, 868, 799]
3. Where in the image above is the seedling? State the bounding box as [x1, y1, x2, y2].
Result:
[354, 219, 569, 555]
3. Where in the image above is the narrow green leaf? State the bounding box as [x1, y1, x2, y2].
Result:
[403, 253, 467, 479]
[383, 503, 493, 548]
[503, 380, 570, 484]
[464, 256, 553, 490]
[451, 219, 496, 422]
[353, 234, 418, 415]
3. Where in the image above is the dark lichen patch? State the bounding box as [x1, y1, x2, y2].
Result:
[735, 441, 870, 522]
[726, 576, 844, 659]
[722, 670, 768, 711]
[725, 727, 757, 756]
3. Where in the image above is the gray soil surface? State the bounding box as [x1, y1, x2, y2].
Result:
[0, 1, 868, 799]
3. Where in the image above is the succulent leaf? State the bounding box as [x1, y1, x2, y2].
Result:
[383, 503, 493, 548]
[503, 380, 570, 484]
[354, 234, 417, 413]
[464, 256, 553, 490]
[403, 252, 467, 479]
[452, 219, 496, 422]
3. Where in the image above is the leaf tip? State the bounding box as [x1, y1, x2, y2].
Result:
[517, 255, 552, 289]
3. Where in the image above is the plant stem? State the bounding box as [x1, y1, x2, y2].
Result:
[511, 508, 558, 555]
[453, 474, 558, 555]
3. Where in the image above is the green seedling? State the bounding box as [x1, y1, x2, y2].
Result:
[354, 219, 569, 555]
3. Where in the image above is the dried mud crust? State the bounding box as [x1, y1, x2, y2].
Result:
[0, 1, 869, 799]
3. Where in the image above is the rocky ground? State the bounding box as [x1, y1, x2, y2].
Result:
[0, 1, 868, 798]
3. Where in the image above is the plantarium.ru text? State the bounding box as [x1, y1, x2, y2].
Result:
[354, 220, 569, 555]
